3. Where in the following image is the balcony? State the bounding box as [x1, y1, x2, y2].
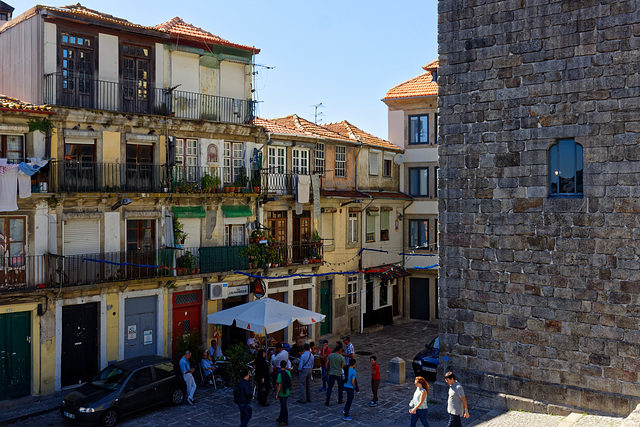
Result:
[0, 254, 49, 293]
[243, 241, 324, 268]
[260, 170, 311, 196]
[43, 73, 254, 124]
[171, 165, 260, 194]
[48, 161, 167, 193]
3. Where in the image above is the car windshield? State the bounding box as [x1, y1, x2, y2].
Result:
[90, 365, 130, 390]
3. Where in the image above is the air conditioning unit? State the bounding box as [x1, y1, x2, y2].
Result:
[208, 282, 229, 300]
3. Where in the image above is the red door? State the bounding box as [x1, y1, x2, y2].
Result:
[172, 291, 202, 359]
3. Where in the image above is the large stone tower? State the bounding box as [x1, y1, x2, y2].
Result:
[438, 0, 640, 416]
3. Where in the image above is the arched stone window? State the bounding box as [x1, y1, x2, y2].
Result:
[548, 138, 583, 196]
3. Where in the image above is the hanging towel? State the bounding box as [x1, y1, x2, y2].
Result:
[0, 166, 19, 211]
[18, 159, 49, 176]
[297, 175, 310, 204]
[18, 170, 31, 198]
[311, 175, 321, 219]
[296, 201, 303, 215]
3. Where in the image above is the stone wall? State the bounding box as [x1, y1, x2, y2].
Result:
[438, 0, 640, 416]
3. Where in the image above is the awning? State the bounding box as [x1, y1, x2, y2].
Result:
[221, 205, 253, 218]
[378, 265, 411, 281]
[172, 206, 206, 218]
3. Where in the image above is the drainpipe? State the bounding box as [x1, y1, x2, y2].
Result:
[359, 194, 374, 334]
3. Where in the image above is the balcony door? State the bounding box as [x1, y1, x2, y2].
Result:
[267, 146, 286, 194]
[126, 219, 156, 279]
[60, 33, 94, 108]
[292, 211, 310, 262]
[122, 44, 151, 114]
[127, 143, 153, 191]
[64, 142, 96, 192]
[0, 217, 25, 288]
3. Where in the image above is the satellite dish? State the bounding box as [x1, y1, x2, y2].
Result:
[393, 153, 404, 165]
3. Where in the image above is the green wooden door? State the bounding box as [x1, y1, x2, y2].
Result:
[319, 280, 332, 336]
[1, 312, 31, 400]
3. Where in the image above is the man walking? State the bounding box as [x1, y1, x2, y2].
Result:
[325, 346, 344, 406]
[179, 350, 196, 404]
[444, 372, 469, 427]
[276, 360, 292, 426]
[297, 344, 314, 403]
[342, 359, 357, 421]
[236, 369, 253, 427]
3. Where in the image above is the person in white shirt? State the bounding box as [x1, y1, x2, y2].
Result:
[297, 344, 314, 403]
[247, 331, 259, 354]
[271, 343, 291, 387]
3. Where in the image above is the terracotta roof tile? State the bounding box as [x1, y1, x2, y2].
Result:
[252, 117, 313, 136]
[0, 95, 51, 112]
[383, 72, 438, 100]
[271, 115, 350, 141]
[155, 17, 259, 53]
[323, 121, 401, 151]
[423, 59, 439, 71]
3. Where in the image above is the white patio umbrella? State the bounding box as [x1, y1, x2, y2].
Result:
[207, 297, 326, 334]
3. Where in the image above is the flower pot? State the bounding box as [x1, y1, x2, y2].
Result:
[253, 187, 259, 193]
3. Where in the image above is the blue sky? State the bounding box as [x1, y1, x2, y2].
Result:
[11, 0, 438, 140]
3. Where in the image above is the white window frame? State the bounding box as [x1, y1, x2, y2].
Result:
[335, 145, 346, 178]
[347, 275, 358, 306]
[292, 148, 309, 175]
[315, 142, 325, 175]
[224, 224, 245, 246]
[224, 142, 244, 184]
[369, 151, 379, 176]
[347, 212, 358, 244]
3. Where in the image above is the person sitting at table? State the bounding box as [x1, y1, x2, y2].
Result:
[289, 338, 304, 359]
[208, 339, 224, 360]
[201, 351, 217, 385]
[247, 331, 259, 355]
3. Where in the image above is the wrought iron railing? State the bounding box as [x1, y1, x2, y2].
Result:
[48, 160, 167, 193]
[171, 165, 260, 194]
[0, 254, 49, 293]
[43, 73, 254, 124]
[260, 170, 312, 195]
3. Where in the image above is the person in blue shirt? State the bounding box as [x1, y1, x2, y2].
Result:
[179, 350, 197, 404]
[236, 369, 253, 427]
[343, 358, 357, 421]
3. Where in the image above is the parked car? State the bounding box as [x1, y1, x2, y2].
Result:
[60, 355, 185, 426]
[412, 336, 439, 378]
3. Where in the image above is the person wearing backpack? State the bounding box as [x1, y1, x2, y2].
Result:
[236, 369, 253, 427]
[275, 360, 292, 426]
[342, 358, 357, 421]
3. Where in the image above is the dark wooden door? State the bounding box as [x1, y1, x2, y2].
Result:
[64, 143, 96, 192]
[126, 144, 153, 192]
[61, 43, 94, 108]
[220, 296, 248, 352]
[292, 289, 309, 339]
[122, 47, 151, 114]
[126, 219, 155, 279]
[410, 278, 430, 320]
[62, 303, 98, 387]
[292, 211, 310, 262]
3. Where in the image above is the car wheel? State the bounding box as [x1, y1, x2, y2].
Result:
[101, 408, 118, 427]
[171, 387, 185, 405]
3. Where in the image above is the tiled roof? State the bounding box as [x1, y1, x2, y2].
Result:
[323, 121, 401, 151]
[0, 95, 52, 112]
[320, 189, 367, 199]
[362, 190, 412, 200]
[0, 1, 14, 13]
[383, 72, 438, 100]
[423, 59, 439, 71]
[252, 117, 313, 136]
[271, 115, 351, 141]
[155, 17, 259, 53]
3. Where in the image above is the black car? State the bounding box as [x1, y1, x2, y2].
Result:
[412, 336, 439, 378]
[60, 355, 185, 426]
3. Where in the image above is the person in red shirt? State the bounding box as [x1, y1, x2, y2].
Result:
[369, 355, 381, 406]
[318, 340, 332, 391]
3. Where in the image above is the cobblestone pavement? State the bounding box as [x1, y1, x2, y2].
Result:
[3, 321, 626, 427]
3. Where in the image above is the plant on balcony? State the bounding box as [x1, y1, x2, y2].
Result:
[240, 243, 264, 269]
[264, 242, 281, 268]
[212, 175, 222, 192]
[251, 176, 260, 193]
[200, 173, 216, 193]
[175, 180, 198, 193]
[250, 229, 266, 243]
[177, 251, 199, 274]
[232, 180, 243, 193]
[174, 220, 188, 246]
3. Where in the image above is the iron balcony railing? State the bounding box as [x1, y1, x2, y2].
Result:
[43, 73, 254, 124]
[260, 170, 312, 195]
[171, 165, 260, 194]
[0, 254, 49, 293]
[49, 160, 167, 193]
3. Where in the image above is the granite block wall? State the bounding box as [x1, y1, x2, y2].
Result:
[438, 0, 640, 415]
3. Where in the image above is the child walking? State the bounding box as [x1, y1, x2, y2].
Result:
[369, 355, 380, 407]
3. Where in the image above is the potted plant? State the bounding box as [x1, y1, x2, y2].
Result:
[240, 243, 264, 269]
[265, 242, 279, 268]
[212, 175, 222, 192]
[232, 180, 242, 193]
[200, 173, 215, 193]
[251, 176, 260, 193]
[174, 220, 187, 248]
[176, 251, 199, 274]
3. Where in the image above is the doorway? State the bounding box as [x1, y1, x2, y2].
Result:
[410, 278, 430, 320]
[124, 296, 157, 359]
[319, 279, 332, 336]
[0, 311, 31, 400]
[62, 303, 98, 387]
[292, 289, 309, 339]
[172, 291, 202, 358]
[220, 296, 247, 352]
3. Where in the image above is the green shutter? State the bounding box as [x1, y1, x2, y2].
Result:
[381, 211, 389, 231]
[172, 206, 206, 218]
[221, 205, 253, 218]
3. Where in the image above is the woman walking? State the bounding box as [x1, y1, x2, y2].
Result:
[254, 349, 271, 406]
[409, 376, 431, 427]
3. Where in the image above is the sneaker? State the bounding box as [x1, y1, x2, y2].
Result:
[187, 398, 194, 405]
[369, 402, 378, 407]
[343, 416, 353, 421]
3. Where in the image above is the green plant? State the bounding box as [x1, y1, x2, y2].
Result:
[240, 243, 264, 267]
[264, 241, 282, 265]
[312, 230, 321, 242]
[177, 251, 199, 272]
[212, 175, 222, 188]
[200, 173, 216, 191]
[225, 342, 253, 385]
[27, 117, 54, 134]
[174, 219, 188, 244]
[175, 329, 203, 364]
